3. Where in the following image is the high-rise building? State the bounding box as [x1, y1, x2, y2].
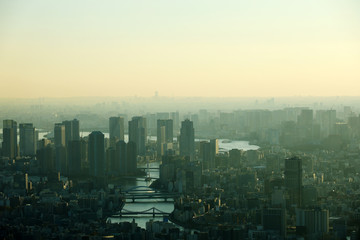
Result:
[129, 116, 147, 156]
[262, 208, 286, 238]
[68, 140, 85, 176]
[116, 140, 127, 175]
[296, 208, 329, 238]
[170, 111, 180, 134]
[109, 117, 125, 145]
[285, 156, 302, 207]
[2, 119, 17, 159]
[54, 123, 65, 147]
[179, 119, 195, 159]
[126, 141, 137, 174]
[209, 139, 218, 168]
[54, 123, 66, 174]
[19, 123, 37, 156]
[157, 119, 173, 157]
[88, 131, 105, 177]
[200, 139, 218, 169]
[62, 119, 80, 146]
[200, 141, 210, 168]
[37, 145, 55, 174]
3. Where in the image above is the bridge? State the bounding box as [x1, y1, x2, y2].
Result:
[113, 207, 170, 218]
[137, 167, 159, 171]
[124, 186, 180, 203]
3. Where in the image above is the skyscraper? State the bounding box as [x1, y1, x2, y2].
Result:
[54, 123, 65, 147]
[157, 119, 173, 157]
[116, 140, 127, 175]
[129, 116, 147, 156]
[109, 116, 124, 146]
[19, 123, 37, 156]
[68, 140, 85, 176]
[88, 131, 105, 177]
[285, 156, 302, 207]
[2, 119, 17, 159]
[179, 119, 195, 160]
[62, 119, 80, 146]
[296, 208, 329, 238]
[126, 141, 137, 174]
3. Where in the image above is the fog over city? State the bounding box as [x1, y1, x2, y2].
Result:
[1, 0, 360, 239]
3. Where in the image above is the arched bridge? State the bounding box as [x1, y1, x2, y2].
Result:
[123, 186, 180, 202]
[113, 207, 171, 218]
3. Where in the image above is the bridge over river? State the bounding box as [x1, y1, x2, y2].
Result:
[112, 207, 171, 218]
[123, 186, 180, 203]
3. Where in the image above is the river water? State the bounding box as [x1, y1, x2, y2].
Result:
[35, 131, 259, 228]
[107, 161, 173, 228]
[107, 140, 259, 229]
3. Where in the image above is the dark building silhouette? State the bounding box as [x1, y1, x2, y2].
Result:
[262, 208, 286, 238]
[68, 140, 85, 176]
[62, 119, 80, 146]
[157, 119, 173, 157]
[2, 119, 17, 159]
[285, 156, 302, 207]
[106, 147, 116, 175]
[116, 140, 127, 175]
[129, 116, 147, 156]
[19, 123, 37, 156]
[126, 141, 137, 174]
[109, 116, 124, 147]
[179, 119, 195, 160]
[54, 123, 65, 147]
[37, 145, 55, 174]
[88, 131, 105, 177]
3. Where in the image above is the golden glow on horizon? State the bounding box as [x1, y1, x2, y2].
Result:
[0, 0, 359, 98]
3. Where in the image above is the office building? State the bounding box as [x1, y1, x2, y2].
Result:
[129, 116, 147, 156]
[109, 116, 124, 146]
[19, 123, 37, 156]
[285, 156, 302, 207]
[2, 119, 17, 159]
[54, 123, 65, 147]
[126, 141, 137, 174]
[116, 140, 127, 175]
[179, 119, 195, 160]
[37, 145, 55, 174]
[157, 119, 173, 157]
[62, 119, 80, 146]
[262, 208, 286, 238]
[88, 131, 105, 177]
[68, 140, 85, 176]
[296, 208, 329, 238]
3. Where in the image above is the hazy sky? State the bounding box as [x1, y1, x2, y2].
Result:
[0, 0, 359, 98]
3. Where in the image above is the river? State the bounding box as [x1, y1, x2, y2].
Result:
[107, 161, 173, 228]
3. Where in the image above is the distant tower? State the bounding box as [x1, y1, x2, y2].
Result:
[67, 140, 85, 176]
[88, 131, 105, 177]
[109, 116, 124, 147]
[116, 140, 127, 175]
[126, 141, 137, 174]
[285, 156, 302, 207]
[180, 119, 195, 160]
[62, 119, 80, 146]
[37, 145, 55, 174]
[19, 123, 37, 156]
[128, 116, 147, 156]
[209, 139, 218, 168]
[2, 119, 17, 159]
[54, 123, 65, 147]
[157, 119, 173, 157]
[54, 123, 66, 174]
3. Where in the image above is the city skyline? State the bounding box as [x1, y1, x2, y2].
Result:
[1, 0, 359, 98]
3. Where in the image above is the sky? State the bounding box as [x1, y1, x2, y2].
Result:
[0, 0, 359, 98]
